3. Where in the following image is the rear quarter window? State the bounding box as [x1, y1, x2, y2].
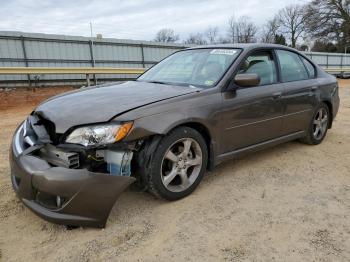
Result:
[300, 56, 316, 78]
[276, 50, 309, 82]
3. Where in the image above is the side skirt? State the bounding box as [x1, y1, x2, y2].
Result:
[216, 131, 306, 164]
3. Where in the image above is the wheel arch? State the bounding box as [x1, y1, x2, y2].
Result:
[169, 121, 215, 171]
[133, 120, 215, 189]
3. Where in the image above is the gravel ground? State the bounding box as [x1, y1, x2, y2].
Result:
[1, 80, 350, 262]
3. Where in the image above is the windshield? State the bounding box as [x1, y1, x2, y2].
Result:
[138, 48, 241, 88]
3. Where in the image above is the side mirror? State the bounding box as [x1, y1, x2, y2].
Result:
[234, 73, 260, 88]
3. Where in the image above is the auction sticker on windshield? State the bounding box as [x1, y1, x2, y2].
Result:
[210, 49, 237, 55]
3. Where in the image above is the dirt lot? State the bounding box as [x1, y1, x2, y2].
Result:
[1, 81, 350, 262]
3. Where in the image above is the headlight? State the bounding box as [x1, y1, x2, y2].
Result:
[65, 122, 133, 146]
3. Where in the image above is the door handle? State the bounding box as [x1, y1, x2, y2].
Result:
[272, 92, 282, 99]
[310, 86, 318, 92]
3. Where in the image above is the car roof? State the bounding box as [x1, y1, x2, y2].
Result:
[186, 43, 298, 52]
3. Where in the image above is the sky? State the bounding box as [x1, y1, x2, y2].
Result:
[0, 0, 308, 41]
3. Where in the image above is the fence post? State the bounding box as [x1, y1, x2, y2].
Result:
[326, 54, 329, 69]
[140, 44, 145, 68]
[341, 55, 343, 69]
[20, 35, 31, 87]
[89, 40, 97, 85]
[86, 74, 91, 87]
[340, 55, 344, 77]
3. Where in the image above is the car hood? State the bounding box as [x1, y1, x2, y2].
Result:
[34, 81, 200, 133]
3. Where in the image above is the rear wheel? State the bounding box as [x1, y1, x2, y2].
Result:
[300, 103, 330, 145]
[147, 127, 208, 200]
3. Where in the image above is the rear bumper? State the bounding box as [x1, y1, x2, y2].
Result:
[10, 124, 136, 228]
[332, 86, 340, 120]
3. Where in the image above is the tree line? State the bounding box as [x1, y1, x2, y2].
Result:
[154, 0, 350, 53]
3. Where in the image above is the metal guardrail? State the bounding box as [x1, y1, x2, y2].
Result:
[0, 66, 348, 87]
[323, 68, 350, 72]
[0, 67, 146, 86]
[0, 67, 146, 74]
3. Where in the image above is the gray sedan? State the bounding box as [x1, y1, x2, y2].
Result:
[10, 44, 340, 228]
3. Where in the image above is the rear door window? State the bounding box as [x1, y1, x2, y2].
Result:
[276, 50, 309, 82]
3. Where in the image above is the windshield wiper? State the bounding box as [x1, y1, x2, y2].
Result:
[142, 80, 201, 88]
[147, 80, 169, 85]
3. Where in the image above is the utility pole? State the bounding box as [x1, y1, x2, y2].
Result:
[90, 21, 97, 85]
[90, 22, 96, 67]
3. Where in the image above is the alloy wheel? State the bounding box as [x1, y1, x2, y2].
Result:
[160, 138, 203, 193]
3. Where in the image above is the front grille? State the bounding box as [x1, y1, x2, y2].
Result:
[19, 115, 80, 169]
[20, 113, 58, 149]
[22, 118, 38, 149]
[21, 114, 51, 149]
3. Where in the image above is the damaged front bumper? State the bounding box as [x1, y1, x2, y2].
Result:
[10, 123, 136, 228]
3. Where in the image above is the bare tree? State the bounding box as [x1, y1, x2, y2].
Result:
[277, 4, 307, 48]
[261, 17, 280, 43]
[154, 28, 179, 43]
[305, 0, 350, 51]
[216, 36, 231, 44]
[227, 14, 236, 43]
[205, 26, 219, 44]
[236, 16, 258, 43]
[184, 33, 207, 45]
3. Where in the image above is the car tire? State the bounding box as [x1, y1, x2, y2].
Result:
[300, 102, 330, 145]
[147, 127, 208, 201]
